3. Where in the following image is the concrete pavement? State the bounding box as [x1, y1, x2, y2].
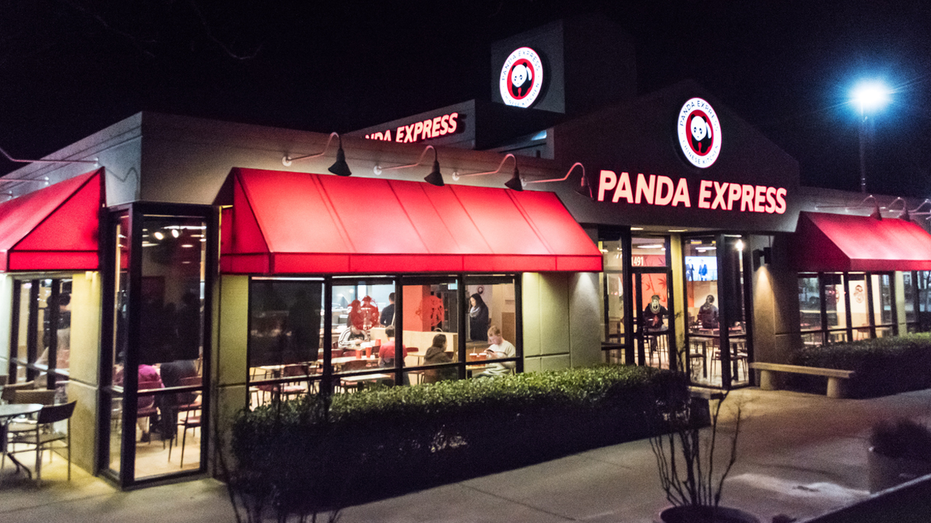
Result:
[3, 387, 930, 522]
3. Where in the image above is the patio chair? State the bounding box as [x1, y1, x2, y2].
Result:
[4, 401, 77, 482]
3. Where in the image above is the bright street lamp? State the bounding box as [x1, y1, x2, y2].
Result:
[851, 80, 891, 193]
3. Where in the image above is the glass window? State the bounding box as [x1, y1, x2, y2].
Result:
[685, 237, 718, 334]
[248, 279, 324, 406]
[601, 240, 625, 344]
[465, 278, 518, 378]
[872, 273, 893, 325]
[904, 271, 917, 325]
[399, 280, 460, 386]
[632, 236, 667, 268]
[798, 274, 820, 331]
[331, 280, 395, 391]
[131, 215, 207, 479]
[9, 277, 72, 388]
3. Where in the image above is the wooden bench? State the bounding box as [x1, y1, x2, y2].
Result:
[749, 362, 856, 399]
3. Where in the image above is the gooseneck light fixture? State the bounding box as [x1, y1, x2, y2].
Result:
[373, 145, 445, 186]
[282, 132, 352, 176]
[524, 162, 592, 199]
[1, 145, 97, 166]
[452, 153, 522, 191]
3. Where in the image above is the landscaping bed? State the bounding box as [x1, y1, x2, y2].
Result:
[228, 365, 688, 515]
[789, 333, 931, 398]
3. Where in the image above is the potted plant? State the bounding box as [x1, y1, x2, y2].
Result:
[649, 376, 759, 523]
[868, 418, 931, 493]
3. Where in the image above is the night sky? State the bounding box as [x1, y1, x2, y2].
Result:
[2, 1, 930, 196]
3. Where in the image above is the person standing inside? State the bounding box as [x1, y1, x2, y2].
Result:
[468, 293, 489, 342]
[379, 292, 396, 327]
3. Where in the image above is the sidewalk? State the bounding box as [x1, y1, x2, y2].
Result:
[3, 387, 930, 522]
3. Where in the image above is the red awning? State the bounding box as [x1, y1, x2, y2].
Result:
[0, 169, 103, 272]
[221, 168, 602, 274]
[789, 211, 931, 272]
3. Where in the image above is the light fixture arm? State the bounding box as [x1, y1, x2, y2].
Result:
[451, 153, 516, 181]
[282, 132, 341, 166]
[374, 145, 436, 175]
[524, 162, 585, 184]
[0, 176, 49, 184]
[1, 145, 97, 165]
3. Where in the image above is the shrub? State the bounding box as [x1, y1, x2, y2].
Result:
[228, 365, 690, 518]
[790, 333, 931, 398]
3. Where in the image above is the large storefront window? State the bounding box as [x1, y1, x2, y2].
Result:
[682, 234, 751, 389]
[8, 277, 72, 391]
[248, 278, 324, 406]
[103, 206, 213, 487]
[244, 274, 519, 401]
[797, 271, 897, 345]
[600, 240, 625, 346]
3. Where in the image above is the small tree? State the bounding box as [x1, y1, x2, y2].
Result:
[649, 376, 743, 515]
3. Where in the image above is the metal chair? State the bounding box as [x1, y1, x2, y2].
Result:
[1, 381, 35, 403]
[4, 401, 77, 482]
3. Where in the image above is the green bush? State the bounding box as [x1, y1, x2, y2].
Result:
[790, 333, 931, 398]
[229, 365, 688, 516]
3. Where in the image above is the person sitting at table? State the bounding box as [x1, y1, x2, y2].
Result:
[474, 325, 516, 378]
[337, 324, 365, 349]
[378, 326, 414, 385]
[642, 295, 668, 332]
[423, 334, 456, 384]
[698, 295, 719, 329]
[114, 363, 163, 442]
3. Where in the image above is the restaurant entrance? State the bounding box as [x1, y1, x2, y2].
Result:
[100, 203, 217, 487]
[630, 235, 676, 372]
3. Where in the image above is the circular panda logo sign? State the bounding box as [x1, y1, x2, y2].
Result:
[677, 98, 722, 168]
[499, 47, 544, 108]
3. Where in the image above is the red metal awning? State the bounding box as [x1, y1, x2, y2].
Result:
[789, 211, 931, 272]
[0, 169, 103, 272]
[220, 168, 602, 274]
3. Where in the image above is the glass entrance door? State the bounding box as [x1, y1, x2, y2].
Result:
[633, 271, 674, 370]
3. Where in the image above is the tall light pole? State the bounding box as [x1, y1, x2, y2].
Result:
[852, 81, 891, 193]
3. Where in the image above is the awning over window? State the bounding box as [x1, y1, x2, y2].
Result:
[790, 211, 931, 272]
[0, 169, 102, 272]
[221, 168, 602, 274]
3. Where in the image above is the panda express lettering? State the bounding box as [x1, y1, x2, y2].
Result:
[598, 170, 786, 215]
[364, 112, 460, 143]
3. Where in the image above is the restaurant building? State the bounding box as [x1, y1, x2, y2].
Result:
[3, 17, 931, 488]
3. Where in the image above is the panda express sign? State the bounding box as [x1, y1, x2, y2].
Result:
[596, 97, 789, 216]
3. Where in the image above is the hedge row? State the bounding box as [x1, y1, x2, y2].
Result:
[229, 365, 688, 515]
[790, 333, 931, 398]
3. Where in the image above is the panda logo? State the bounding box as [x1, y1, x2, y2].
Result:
[676, 98, 722, 168]
[499, 47, 544, 108]
[509, 62, 533, 98]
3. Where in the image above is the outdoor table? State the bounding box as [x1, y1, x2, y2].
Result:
[0, 403, 43, 480]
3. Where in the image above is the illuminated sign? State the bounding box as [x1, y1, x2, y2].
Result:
[365, 112, 459, 143]
[499, 47, 544, 108]
[677, 98, 722, 168]
[597, 170, 787, 215]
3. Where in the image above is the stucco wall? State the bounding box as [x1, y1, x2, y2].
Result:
[522, 272, 601, 372]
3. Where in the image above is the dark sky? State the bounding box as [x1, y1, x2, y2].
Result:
[2, 0, 930, 196]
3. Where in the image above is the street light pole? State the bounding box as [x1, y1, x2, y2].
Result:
[851, 80, 891, 194]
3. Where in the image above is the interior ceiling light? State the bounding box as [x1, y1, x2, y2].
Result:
[282, 132, 352, 177]
[374, 145, 445, 186]
[453, 153, 522, 191]
[524, 162, 591, 199]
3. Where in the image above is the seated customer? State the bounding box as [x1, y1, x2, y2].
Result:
[158, 359, 199, 440]
[474, 325, 516, 378]
[423, 334, 456, 384]
[378, 326, 414, 385]
[337, 324, 366, 348]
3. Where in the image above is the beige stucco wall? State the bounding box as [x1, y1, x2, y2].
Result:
[210, 274, 249, 475]
[66, 271, 102, 472]
[521, 272, 601, 372]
